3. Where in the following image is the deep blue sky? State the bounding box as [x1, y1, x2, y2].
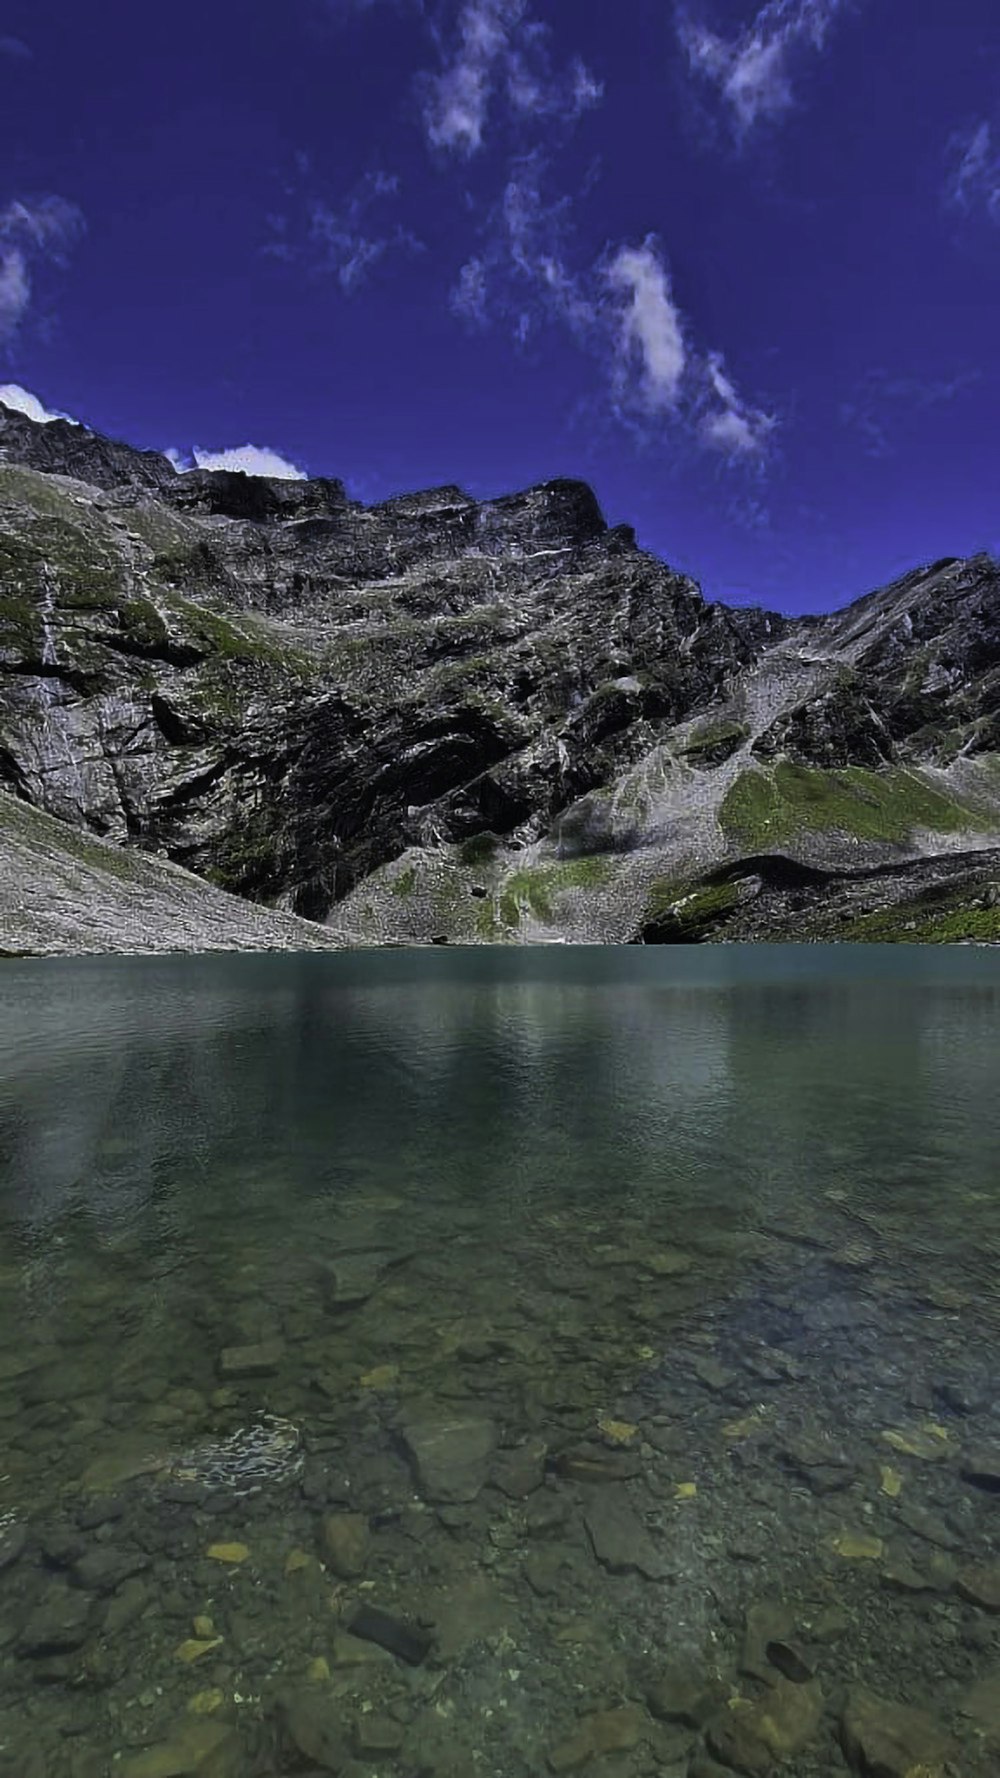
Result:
[1, 0, 999, 614]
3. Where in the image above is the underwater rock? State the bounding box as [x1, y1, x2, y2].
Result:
[17, 1585, 93, 1655]
[321, 1511, 370, 1579]
[583, 1487, 669, 1579]
[839, 1687, 955, 1777]
[346, 1602, 434, 1666]
[217, 1339, 284, 1379]
[400, 1409, 497, 1503]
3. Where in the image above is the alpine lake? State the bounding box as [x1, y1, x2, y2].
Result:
[1, 944, 1000, 1778]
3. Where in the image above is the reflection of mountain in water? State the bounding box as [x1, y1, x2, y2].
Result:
[1, 953, 1000, 1290]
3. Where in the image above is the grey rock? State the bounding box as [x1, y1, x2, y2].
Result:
[217, 1338, 284, 1379]
[280, 1688, 350, 1771]
[321, 1512, 370, 1579]
[400, 1409, 497, 1503]
[17, 1586, 93, 1655]
[2, 402, 1000, 955]
[839, 1686, 955, 1777]
[72, 1546, 149, 1594]
[490, 1436, 548, 1498]
[583, 1487, 670, 1579]
[645, 1661, 727, 1727]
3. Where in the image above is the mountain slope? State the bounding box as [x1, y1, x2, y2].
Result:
[0, 788, 342, 956]
[1, 398, 999, 950]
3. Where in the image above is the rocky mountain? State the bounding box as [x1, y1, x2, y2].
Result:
[2, 397, 999, 953]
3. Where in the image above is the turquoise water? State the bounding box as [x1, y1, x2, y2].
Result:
[0, 945, 999, 1777]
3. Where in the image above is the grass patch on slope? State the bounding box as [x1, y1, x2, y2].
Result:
[720, 762, 993, 848]
[497, 855, 613, 927]
[839, 891, 1000, 943]
[643, 876, 741, 932]
[0, 792, 151, 884]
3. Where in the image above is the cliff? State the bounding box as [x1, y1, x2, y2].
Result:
[2, 398, 999, 950]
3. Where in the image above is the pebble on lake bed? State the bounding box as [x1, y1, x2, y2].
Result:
[174, 1637, 223, 1663]
[205, 1542, 249, 1563]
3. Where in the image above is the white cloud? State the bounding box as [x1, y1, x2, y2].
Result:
[677, 0, 853, 137]
[701, 401, 775, 457]
[423, 0, 517, 155]
[168, 444, 307, 479]
[420, 0, 601, 156]
[606, 239, 687, 413]
[0, 195, 85, 344]
[604, 243, 775, 457]
[945, 120, 1000, 223]
[451, 166, 777, 465]
[0, 383, 78, 424]
[0, 251, 30, 341]
[698, 349, 777, 458]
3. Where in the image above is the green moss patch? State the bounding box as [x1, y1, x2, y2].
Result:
[678, 718, 749, 761]
[643, 875, 741, 934]
[458, 831, 500, 866]
[0, 793, 149, 884]
[840, 889, 1000, 944]
[719, 761, 993, 848]
[497, 855, 613, 927]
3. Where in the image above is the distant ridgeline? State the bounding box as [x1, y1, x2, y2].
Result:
[1, 397, 1000, 953]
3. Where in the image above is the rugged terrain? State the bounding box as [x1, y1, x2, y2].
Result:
[2, 398, 999, 952]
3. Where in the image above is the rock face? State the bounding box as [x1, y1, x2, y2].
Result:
[2, 397, 1000, 951]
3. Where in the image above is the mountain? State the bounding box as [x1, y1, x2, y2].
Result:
[2, 397, 999, 953]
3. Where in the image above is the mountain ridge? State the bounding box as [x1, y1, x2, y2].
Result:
[1, 398, 999, 951]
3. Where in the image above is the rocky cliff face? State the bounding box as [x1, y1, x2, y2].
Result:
[2, 398, 999, 951]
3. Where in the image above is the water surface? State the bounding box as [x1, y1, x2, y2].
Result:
[1, 945, 999, 1777]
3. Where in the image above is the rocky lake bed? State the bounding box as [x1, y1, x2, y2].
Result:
[1, 946, 998, 1778]
[3, 1168, 1000, 1776]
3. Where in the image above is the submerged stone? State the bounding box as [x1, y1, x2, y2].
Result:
[346, 1602, 434, 1666]
[17, 1587, 92, 1656]
[708, 1676, 822, 1771]
[400, 1409, 497, 1502]
[119, 1716, 242, 1778]
[321, 1511, 370, 1578]
[280, 1688, 349, 1772]
[217, 1339, 283, 1379]
[839, 1687, 955, 1778]
[583, 1487, 670, 1579]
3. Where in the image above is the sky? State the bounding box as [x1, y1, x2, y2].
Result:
[1, 0, 999, 615]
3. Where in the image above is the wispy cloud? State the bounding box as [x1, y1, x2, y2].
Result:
[166, 444, 307, 479]
[449, 255, 491, 327]
[698, 350, 778, 457]
[944, 119, 1000, 223]
[727, 492, 773, 533]
[0, 195, 85, 346]
[449, 152, 597, 345]
[0, 35, 31, 59]
[605, 240, 687, 414]
[451, 162, 777, 464]
[419, 0, 602, 157]
[266, 167, 424, 291]
[0, 383, 78, 424]
[839, 367, 982, 457]
[676, 0, 854, 138]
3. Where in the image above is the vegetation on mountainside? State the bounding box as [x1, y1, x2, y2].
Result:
[720, 761, 992, 847]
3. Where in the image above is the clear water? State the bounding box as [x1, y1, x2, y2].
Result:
[1, 946, 1000, 1778]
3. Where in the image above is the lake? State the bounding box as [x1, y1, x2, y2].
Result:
[1, 945, 999, 1778]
